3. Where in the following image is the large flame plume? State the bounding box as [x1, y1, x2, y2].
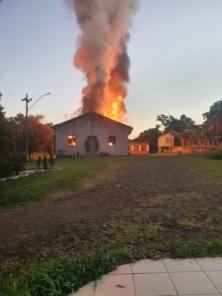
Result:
[67, 0, 138, 122]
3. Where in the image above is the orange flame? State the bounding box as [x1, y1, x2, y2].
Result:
[103, 96, 124, 122]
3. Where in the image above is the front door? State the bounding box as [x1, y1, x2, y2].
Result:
[86, 136, 99, 155]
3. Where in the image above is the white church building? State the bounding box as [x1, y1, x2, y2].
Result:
[54, 113, 133, 157]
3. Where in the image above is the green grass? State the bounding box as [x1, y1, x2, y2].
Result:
[1, 155, 222, 295]
[1, 239, 222, 296]
[181, 155, 222, 175]
[0, 158, 123, 207]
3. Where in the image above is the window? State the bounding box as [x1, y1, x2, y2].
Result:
[68, 135, 76, 146]
[141, 145, 146, 151]
[108, 136, 116, 146]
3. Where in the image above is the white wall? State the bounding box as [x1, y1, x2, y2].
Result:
[55, 115, 131, 156]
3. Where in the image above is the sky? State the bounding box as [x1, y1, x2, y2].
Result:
[0, 0, 222, 137]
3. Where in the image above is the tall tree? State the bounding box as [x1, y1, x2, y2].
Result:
[156, 114, 196, 135]
[203, 100, 222, 120]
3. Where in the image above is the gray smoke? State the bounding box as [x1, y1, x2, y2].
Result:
[67, 0, 138, 120]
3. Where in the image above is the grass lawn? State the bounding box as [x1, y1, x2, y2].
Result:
[1, 155, 222, 295]
[0, 157, 125, 207]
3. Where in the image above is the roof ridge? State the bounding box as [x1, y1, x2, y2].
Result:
[54, 112, 132, 129]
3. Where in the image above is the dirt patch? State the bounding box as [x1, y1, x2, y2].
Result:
[0, 156, 222, 262]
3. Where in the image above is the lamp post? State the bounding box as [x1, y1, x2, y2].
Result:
[22, 92, 51, 161]
[28, 92, 51, 111]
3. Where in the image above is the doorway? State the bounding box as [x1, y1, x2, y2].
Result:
[85, 136, 99, 155]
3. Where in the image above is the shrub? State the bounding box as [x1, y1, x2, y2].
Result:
[49, 154, 55, 167]
[0, 155, 25, 177]
[13, 159, 25, 175]
[36, 156, 42, 168]
[206, 150, 222, 160]
[26, 252, 129, 296]
[0, 156, 13, 178]
[43, 156, 48, 170]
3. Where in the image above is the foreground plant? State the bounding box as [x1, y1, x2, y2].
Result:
[1, 239, 222, 296]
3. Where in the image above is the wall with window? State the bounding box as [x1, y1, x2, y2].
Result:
[55, 114, 132, 156]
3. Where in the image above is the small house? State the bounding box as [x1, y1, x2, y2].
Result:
[158, 132, 182, 154]
[54, 113, 133, 157]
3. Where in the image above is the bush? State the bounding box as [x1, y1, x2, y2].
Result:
[26, 252, 129, 296]
[0, 155, 25, 178]
[49, 154, 55, 167]
[36, 156, 42, 168]
[43, 156, 48, 170]
[13, 159, 25, 175]
[206, 150, 222, 160]
[0, 157, 13, 178]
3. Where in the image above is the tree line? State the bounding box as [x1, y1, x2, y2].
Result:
[134, 99, 222, 152]
[0, 106, 53, 157]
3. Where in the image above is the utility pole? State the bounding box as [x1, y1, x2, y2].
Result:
[22, 94, 32, 161]
[0, 92, 2, 102]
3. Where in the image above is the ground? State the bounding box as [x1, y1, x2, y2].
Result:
[1, 155, 222, 295]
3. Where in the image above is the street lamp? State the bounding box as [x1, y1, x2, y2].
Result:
[22, 92, 52, 160]
[29, 92, 51, 111]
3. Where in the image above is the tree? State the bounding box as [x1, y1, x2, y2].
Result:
[0, 104, 18, 156]
[134, 125, 161, 153]
[156, 114, 170, 129]
[156, 114, 196, 135]
[203, 100, 222, 120]
[0, 104, 5, 119]
[13, 114, 54, 155]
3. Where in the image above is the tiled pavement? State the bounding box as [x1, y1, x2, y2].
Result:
[71, 257, 222, 296]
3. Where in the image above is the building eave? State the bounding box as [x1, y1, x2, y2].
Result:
[54, 112, 133, 134]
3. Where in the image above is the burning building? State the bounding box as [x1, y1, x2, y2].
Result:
[54, 113, 133, 156]
[55, 1, 138, 156]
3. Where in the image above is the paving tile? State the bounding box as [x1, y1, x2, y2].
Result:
[163, 258, 201, 272]
[187, 295, 220, 296]
[207, 271, 222, 292]
[197, 257, 222, 271]
[131, 259, 166, 274]
[133, 273, 177, 296]
[71, 281, 95, 296]
[95, 274, 135, 296]
[170, 271, 218, 295]
[109, 264, 132, 275]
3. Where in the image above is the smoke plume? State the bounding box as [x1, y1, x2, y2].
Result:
[67, 0, 138, 121]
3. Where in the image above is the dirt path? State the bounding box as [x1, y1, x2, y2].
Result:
[1, 156, 222, 261]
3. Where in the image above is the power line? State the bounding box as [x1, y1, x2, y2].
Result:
[126, 81, 222, 121]
[127, 68, 222, 107]
[130, 42, 222, 78]
[0, 71, 18, 100]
